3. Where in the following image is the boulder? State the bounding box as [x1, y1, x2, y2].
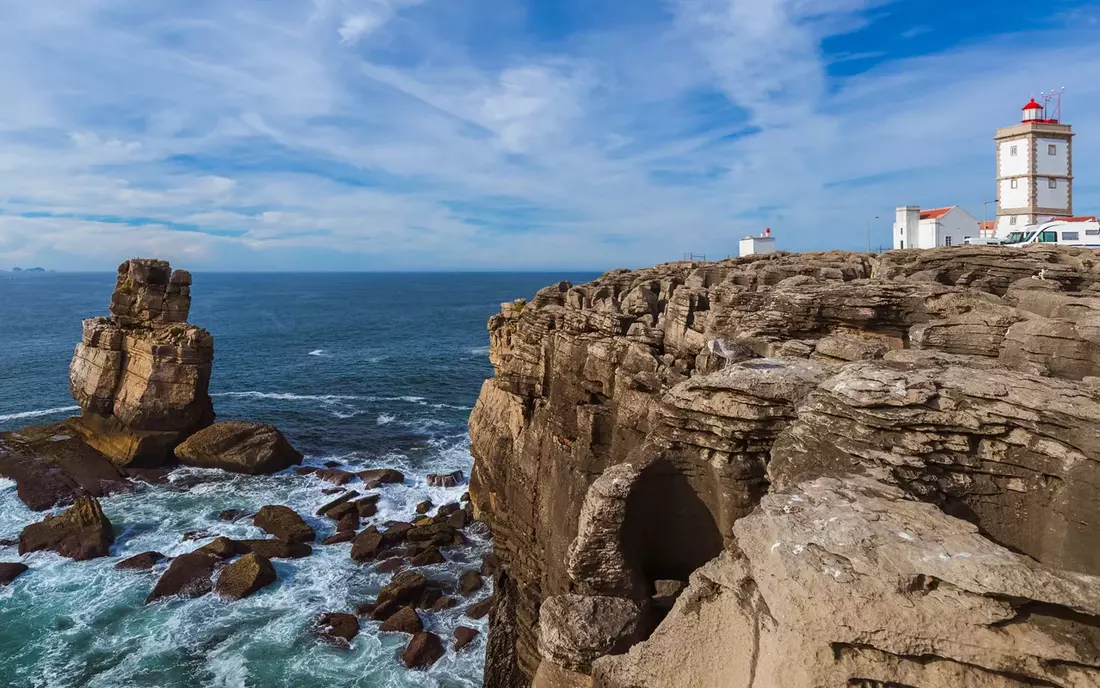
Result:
[401, 632, 445, 670]
[377, 557, 407, 573]
[295, 467, 317, 476]
[538, 595, 645, 672]
[379, 606, 424, 634]
[377, 571, 428, 608]
[316, 491, 359, 517]
[115, 551, 166, 570]
[427, 470, 463, 487]
[322, 531, 356, 545]
[336, 512, 359, 533]
[236, 539, 312, 559]
[253, 506, 315, 543]
[217, 509, 247, 522]
[0, 563, 29, 585]
[458, 570, 484, 596]
[415, 500, 433, 515]
[358, 469, 404, 489]
[19, 496, 114, 561]
[314, 612, 359, 645]
[315, 468, 354, 485]
[146, 551, 221, 603]
[432, 596, 457, 611]
[410, 547, 447, 567]
[454, 626, 480, 651]
[174, 422, 302, 475]
[354, 497, 380, 518]
[446, 510, 468, 530]
[215, 552, 277, 600]
[350, 530, 385, 562]
[465, 596, 494, 620]
[197, 536, 237, 559]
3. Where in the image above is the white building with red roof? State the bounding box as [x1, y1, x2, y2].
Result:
[893, 205, 981, 249]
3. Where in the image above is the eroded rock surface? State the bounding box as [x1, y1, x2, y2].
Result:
[19, 496, 114, 560]
[175, 422, 302, 475]
[468, 247, 1100, 685]
[69, 259, 214, 466]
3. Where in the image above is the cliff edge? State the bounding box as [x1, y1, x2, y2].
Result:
[468, 246, 1100, 687]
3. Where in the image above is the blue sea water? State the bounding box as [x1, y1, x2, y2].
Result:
[0, 271, 595, 688]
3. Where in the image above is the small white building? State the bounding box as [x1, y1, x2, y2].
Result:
[740, 228, 776, 257]
[893, 205, 981, 249]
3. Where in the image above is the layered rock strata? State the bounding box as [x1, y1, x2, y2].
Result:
[469, 246, 1100, 686]
[69, 258, 214, 466]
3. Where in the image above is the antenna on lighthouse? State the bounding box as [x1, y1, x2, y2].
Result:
[1040, 87, 1065, 123]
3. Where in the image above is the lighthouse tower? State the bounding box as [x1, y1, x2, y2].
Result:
[994, 94, 1074, 235]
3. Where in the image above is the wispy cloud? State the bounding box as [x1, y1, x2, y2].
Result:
[0, 0, 1098, 270]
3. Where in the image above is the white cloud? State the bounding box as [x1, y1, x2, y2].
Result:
[0, 0, 1098, 271]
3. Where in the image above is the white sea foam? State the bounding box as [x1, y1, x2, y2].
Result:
[0, 405, 80, 422]
[376, 413, 396, 425]
[307, 349, 327, 357]
[213, 392, 362, 402]
[468, 346, 489, 356]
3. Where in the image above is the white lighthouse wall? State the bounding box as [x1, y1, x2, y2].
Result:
[999, 139, 1030, 177]
[1037, 178, 1070, 211]
[1036, 137, 1069, 176]
[1000, 177, 1030, 209]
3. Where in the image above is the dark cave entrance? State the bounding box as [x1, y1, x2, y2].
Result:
[621, 460, 724, 624]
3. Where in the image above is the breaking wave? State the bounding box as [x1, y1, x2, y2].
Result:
[0, 406, 80, 423]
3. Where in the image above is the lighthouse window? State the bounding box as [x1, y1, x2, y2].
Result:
[1049, 178, 1058, 189]
[1049, 144, 1057, 156]
[1010, 145, 1018, 156]
[1011, 179, 1019, 189]
[1010, 217, 1018, 225]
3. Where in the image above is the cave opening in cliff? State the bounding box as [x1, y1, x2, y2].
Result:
[623, 460, 724, 623]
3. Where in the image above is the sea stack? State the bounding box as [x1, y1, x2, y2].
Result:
[469, 245, 1100, 687]
[68, 258, 215, 466]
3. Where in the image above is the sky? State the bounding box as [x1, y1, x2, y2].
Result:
[1, 0, 1099, 271]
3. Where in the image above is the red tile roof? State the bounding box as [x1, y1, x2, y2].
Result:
[1062, 216, 1098, 223]
[979, 220, 996, 230]
[919, 206, 956, 221]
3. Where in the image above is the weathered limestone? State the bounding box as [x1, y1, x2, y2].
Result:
[18, 496, 114, 560]
[69, 259, 214, 466]
[175, 422, 302, 475]
[594, 477, 1100, 688]
[469, 246, 1100, 686]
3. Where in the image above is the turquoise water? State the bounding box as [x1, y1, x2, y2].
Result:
[0, 271, 596, 688]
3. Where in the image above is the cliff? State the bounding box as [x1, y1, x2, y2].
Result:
[468, 246, 1100, 687]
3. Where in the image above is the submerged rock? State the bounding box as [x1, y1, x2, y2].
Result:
[115, 551, 166, 571]
[253, 506, 315, 543]
[314, 612, 359, 645]
[401, 632, 444, 669]
[215, 552, 277, 600]
[458, 570, 484, 596]
[146, 551, 221, 603]
[175, 422, 302, 475]
[235, 539, 312, 559]
[358, 468, 404, 489]
[19, 497, 114, 561]
[426, 470, 463, 488]
[0, 563, 29, 585]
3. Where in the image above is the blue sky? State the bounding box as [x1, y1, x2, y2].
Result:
[1, 0, 1099, 271]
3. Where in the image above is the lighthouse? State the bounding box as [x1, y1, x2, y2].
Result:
[993, 93, 1074, 234]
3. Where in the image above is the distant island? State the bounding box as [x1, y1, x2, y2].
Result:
[4, 267, 48, 272]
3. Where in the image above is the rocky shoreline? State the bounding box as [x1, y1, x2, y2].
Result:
[0, 259, 491, 675]
[467, 246, 1100, 687]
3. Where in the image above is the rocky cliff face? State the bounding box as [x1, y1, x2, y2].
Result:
[468, 246, 1100, 687]
[69, 258, 214, 466]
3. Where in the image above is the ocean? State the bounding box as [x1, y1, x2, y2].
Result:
[0, 271, 595, 688]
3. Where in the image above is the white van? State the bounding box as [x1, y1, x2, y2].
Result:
[1001, 219, 1100, 247]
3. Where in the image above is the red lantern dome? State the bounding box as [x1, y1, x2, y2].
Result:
[1022, 99, 1043, 122]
